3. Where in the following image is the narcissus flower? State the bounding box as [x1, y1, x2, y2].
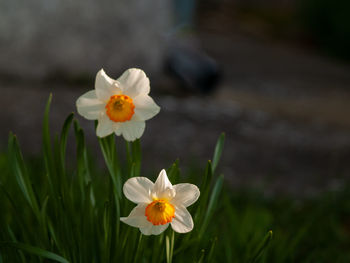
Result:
[76, 68, 160, 141]
[121, 169, 200, 235]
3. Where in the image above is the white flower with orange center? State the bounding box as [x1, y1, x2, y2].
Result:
[76, 68, 160, 141]
[121, 169, 200, 235]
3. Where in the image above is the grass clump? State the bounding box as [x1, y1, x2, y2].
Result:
[0, 96, 349, 262]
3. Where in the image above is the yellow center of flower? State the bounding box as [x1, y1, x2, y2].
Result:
[105, 95, 135, 122]
[145, 199, 175, 225]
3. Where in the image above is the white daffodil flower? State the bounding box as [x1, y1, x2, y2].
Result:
[121, 169, 200, 235]
[76, 68, 160, 141]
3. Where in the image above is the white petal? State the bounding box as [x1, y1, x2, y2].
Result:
[123, 177, 154, 204]
[120, 120, 145, 142]
[172, 184, 200, 207]
[96, 113, 114, 137]
[113, 122, 122, 136]
[120, 204, 150, 228]
[170, 206, 194, 233]
[133, 95, 160, 121]
[76, 90, 104, 120]
[95, 69, 121, 101]
[117, 68, 150, 98]
[140, 223, 169, 236]
[152, 169, 175, 200]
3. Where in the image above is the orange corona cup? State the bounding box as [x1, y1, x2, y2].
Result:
[105, 95, 135, 122]
[145, 199, 175, 225]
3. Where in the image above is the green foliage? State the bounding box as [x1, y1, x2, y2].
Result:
[0, 97, 349, 262]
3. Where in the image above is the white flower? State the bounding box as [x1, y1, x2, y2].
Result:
[121, 169, 200, 235]
[76, 68, 160, 141]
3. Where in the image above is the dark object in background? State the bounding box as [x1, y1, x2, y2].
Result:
[166, 0, 221, 94]
[165, 45, 221, 94]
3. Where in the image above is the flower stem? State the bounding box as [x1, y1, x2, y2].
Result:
[166, 229, 175, 263]
[97, 134, 122, 244]
[133, 233, 143, 263]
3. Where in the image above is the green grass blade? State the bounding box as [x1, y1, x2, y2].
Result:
[167, 159, 180, 184]
[197, 249, 205, 263]
[208, 237, 217, 262]
[59, 113, 74, 173]
[73, 120, 92, 201]
[193, 160, 213, 228]
[7, 133, 40, 220]
[97, 132, 122, 244]
[133, 233, 143, 263]
[0, 182, 30, 231]
[0, 242, 69, 263]
[201, 160, 213, 193]
[199, 175, 224, 238]
[211, 133, 225, 174]
[42, 94, 56, 178]
[103, 200, 111, 262]
[249, 230, 273, 263]
[6, 227, 26, 262]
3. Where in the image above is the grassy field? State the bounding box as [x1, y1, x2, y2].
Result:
[1, 97, 350, 262]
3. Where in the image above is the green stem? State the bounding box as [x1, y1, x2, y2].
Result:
[166, 230, 175, 263]
[133, 233, 143, 263]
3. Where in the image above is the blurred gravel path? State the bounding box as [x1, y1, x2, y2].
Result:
[1, 83, 350, 196]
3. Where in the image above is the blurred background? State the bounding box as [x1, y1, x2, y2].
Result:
[1, 0, 350, 196]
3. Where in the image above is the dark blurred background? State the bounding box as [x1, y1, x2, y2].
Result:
[1, 0, 350, 196]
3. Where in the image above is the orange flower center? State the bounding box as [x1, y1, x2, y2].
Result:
[105, 95, 135, 122]
[145, 200, 175, 225]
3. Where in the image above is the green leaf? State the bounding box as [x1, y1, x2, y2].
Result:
[42, 94, 56, 178]
[249, 230, 273, 263]
[97, 134, 121, 197]
[97, 133, 122, 242]
[73, 119, 92, 202]
[0, 182, 30, 230]
[208, 237, 217, 262]
[5, 227, 26, 262]
[133, 233, 143, 263]
[0, 242, 69, 263]
[193, 160, 213, 230]
[59, 113, 74, 172]
[41, 95, 57, 200]
[165, 230, 175, 263]
[211, 133, 225, 174]
[40, 195, 50, 243]
[167, 159, 180, 184]
[173, 238, 199, 257]
[199, 175, 224, 238]
[7, 133, 40, 220]
[197, 249, 205, 263]
[201, 160, 213, 193]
